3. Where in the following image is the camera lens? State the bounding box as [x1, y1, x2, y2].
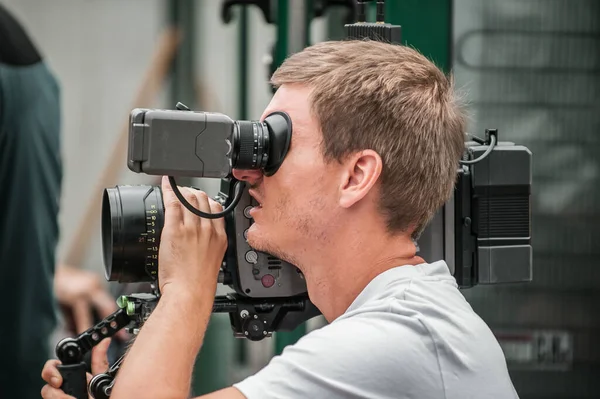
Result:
[232, 112, 292, 176]
[233, 120, 270, 170]
[102, 185, 164, 283]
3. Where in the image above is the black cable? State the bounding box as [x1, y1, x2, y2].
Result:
[167, 176, 245, 219]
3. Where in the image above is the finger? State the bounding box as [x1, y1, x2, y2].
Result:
[91, 338, 111, 375]
[161, 176, 183, 227]
[41, 383, 75, 399]
[182, 187, 201, 227]
[41, 359, 63, 387]
[72, 298, 93, 334]
[191, 189, 212, 231]
[209, 198, 225, 234]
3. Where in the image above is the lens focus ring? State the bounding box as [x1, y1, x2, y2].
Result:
[234, 121, 269, 170]
[102, 185, 164, 283]
[236, 121, 256, 169]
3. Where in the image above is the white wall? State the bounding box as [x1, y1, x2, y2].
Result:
[1, 0, 169, 273]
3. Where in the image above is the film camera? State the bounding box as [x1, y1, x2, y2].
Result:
[106, 106, 532, 310]
[103, 105, 319, 339]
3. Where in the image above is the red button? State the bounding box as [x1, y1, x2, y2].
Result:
[261, 274, 275, 288]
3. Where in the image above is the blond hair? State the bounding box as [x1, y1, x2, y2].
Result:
[271, 40, 467, 237]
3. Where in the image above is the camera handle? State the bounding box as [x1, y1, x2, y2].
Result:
[55, 308, 129, 399]
[55, 293, 157, 399]
[55, 291, 316, 398]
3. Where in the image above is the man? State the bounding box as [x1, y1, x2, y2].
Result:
[0, 5, 62, 399]
[41, 40, 518, 398]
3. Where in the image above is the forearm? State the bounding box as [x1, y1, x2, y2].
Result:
[110, 288, 214, 398]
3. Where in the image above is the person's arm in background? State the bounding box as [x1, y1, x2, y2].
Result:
[0, 6, 62, 398]
[53, 265, 129, 342]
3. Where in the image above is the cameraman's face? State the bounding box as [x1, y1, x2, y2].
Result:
[232, 84, 343, 265]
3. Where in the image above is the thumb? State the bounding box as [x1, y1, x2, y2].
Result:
[91, 338, 111, 375]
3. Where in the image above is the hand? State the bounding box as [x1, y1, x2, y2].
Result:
[158, 176, 227, 299]
[54, 265, 128, 340]
[41, 338, 111, 399]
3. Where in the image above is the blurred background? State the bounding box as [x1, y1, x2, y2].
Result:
[0, 0, 598, 398]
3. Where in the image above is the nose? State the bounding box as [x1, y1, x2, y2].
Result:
[232, 168, 263, 185]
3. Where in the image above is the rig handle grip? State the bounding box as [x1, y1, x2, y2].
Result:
[57, 362, 88, 399]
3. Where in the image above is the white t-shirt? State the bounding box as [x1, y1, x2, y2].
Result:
[233, 261, 519, 399]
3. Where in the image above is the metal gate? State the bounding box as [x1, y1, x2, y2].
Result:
[453, 1, 600, 397]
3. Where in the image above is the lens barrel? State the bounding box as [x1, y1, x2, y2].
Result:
[233, 120, 270, 170]
[102, 185, 164, 283]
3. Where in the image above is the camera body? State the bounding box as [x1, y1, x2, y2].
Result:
[219, 179, 308, 298]
[417, 138, 532, 289]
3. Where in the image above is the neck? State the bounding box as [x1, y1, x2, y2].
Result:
[298, 224, 423, 323]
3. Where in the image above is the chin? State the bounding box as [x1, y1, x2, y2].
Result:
[246, 224, 267, 251]
[247, 226, 294, 264]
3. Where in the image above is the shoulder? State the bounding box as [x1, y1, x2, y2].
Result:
[297, 309, 438, 362]
[233, 312, 444, 399]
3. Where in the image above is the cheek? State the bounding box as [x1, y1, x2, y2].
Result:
[265, 149, 338, 216]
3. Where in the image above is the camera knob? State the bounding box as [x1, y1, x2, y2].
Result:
[56, 338, 83, 363]
[245, 250, 258, 264]
[243, 314, 268, 341]
[89, 373, 113, 399]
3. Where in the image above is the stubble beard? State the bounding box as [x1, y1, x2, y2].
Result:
[248, 213, 329, 271]
[248, 186, 331, 269]
[249, 234, 300, 267]
[247, 193, 305, 267]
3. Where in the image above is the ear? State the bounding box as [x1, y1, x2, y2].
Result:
[339, 150, 383, 209]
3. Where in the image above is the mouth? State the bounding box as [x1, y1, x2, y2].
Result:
[248, 189, 264, 210]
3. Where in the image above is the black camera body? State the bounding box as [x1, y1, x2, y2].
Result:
[417, 136, 532, 290]
[219, 179, 308, 299]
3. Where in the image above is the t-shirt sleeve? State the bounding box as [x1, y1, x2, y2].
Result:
[233, 311, 443, 399]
